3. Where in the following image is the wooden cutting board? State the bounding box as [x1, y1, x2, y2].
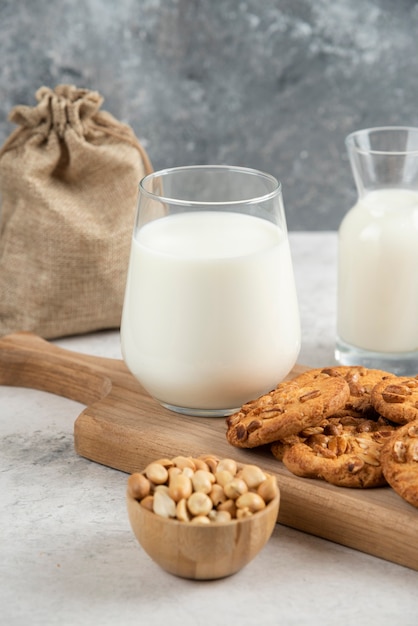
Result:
[1, 332, 417, 571]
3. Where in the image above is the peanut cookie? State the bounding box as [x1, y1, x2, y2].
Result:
[371, 377, 418, 425]
[292, 366, 395, 415]
[271, 414, 396, 488]
[225, 375, 350, 448]
[380, 420, 418, 508]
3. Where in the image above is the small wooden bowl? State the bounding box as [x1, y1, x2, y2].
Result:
[127, 489, 280, 580]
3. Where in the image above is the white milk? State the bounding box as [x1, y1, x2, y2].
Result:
[337, 188, 418, 353]
[121, 211, 300, 410]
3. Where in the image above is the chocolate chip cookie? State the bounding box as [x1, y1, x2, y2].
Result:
[292, 366, 395, 415]
[225, 375, 350, 448]
[380, 420, 418, 508]
[371, 376, 418, 424]
[271, 413, 396, 488]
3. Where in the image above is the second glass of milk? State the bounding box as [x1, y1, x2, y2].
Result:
[121, 165, 301, 416]
[336, 127, 418, 375]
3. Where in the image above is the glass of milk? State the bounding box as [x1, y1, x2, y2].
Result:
[336, 127, 418, 375]
[121, 165, 301, 416]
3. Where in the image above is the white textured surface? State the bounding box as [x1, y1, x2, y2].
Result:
[1, 232, 417, 626]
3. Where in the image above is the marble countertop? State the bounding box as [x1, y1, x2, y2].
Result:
[1, 232, 417, 626]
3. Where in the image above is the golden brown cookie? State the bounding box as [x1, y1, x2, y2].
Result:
[225, 375, 350, 448]
[371, 377, 418, 425]
[380, 420, 418, 508]
[292, 366, 395, 415]
[271, 413, 396, 488]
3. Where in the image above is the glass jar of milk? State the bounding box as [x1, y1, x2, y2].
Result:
[336, 127, 418, 375]
[121, 165, 301, 416]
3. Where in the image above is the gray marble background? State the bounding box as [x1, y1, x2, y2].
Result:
[1, 0, 418, 230]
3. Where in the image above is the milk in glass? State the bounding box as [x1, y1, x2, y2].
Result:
[121, 211, 300, 411]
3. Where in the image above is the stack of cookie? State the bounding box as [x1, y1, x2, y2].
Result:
[225, 367, 418, 508]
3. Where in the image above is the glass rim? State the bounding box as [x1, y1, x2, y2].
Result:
[345, 126, 418, 156]
[138, 164, 282, 207]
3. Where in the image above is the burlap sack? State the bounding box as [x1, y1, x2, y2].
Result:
[0, 84, 152, 339]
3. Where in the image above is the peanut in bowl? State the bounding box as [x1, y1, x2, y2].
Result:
[126, 454, 280, 580]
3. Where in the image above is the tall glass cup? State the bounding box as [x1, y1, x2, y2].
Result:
[121, 165, 301, 416]
[336, 127, 418, 374]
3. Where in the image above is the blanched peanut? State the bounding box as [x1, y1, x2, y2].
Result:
[209, 483, 227, 507]
[169, 473, 193, 502]
[153, 490, 176, 518]
[168, 466, 182, 480]
[154, 484, 170, 495]
[182, 466, 194, 479]
[217, 458, 237, 476]
[217, 498, 237, 518]
[199, 455, 218, 473]
[257, 475, 279, 503]
[187, 492, 213, 517]
[127, 473, 151, 500]
[204, 456, 218, 474]
[215, 469, 234, 487]
[172, 456, 196, 470]
[223, 478, 248, 500]
[208, 510, 232, 523]
[140, 495, 154, 511]
[236, 492, 266, 513]
[237, 507, 253, 519]
[145, 462, 168, 485]
[154, 458, 174, 468]
[192, 469, 215, 494]
[239, 464, 266, 489]
[176, 498, 191, 522]
[193, 458, 210, 471]
[190, 515, 211, 525]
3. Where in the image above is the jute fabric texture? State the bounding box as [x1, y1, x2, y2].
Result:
[0, 84, 152, 338]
